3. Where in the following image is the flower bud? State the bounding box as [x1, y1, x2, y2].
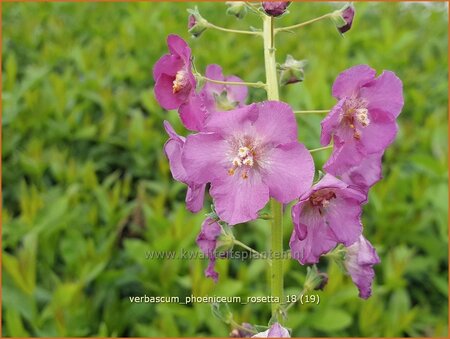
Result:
[303, 266, 325, 291]
[215, 230, 235, 254]
[279, 55, 307, 86]
[226, 1, 247, 19]
[262, 1, 291, 17]
[314, 272, 329, 291]
[332, 3, 355, 34]
[187, 7, 208, 38]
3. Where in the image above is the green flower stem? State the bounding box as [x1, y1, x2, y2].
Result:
[275, 13, 333, 34]
[206, 22, 262, 36]
[263, 14, 284, 324]
[198, 75, 267, 89]
[284, 288, 307, 312]
[309, 145, 333, 153]
[245, 2, 264, 17]
[294, 110, 329, 114]
[233, 239, 268, 261]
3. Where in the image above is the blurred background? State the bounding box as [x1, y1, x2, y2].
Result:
[2, 2, 448, 337]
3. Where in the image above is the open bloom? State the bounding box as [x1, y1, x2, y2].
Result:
[153, 35, 196, 110]
[163, 121, 206, 212]
[321, 65, 403, 175]
[290, 174, 365, 264]
[196, 217, 222, 282]
[344, 235, 380, 299]
[252, 323, 290, 338]
[179, 64, 248, 131]
[182, 101, 314, 225]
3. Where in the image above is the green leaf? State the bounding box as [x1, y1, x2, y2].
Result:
[310, 308, 353, 332]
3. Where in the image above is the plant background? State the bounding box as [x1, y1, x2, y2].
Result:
[2, 1, 448, 337]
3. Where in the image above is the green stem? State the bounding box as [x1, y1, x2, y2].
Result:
[263, 14, 284, 324]
[309, 145, 333, 153]
[275, 13, 333, 34]
[245, 2, 264, 17]
[199, 75, 266, 89]
[234, 240, 267, 261]
[294, 110, 329, 114]
[207, 22, 262, 36]
[284, 288, 306, 312]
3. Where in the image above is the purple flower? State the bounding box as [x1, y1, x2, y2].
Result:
[163, 121, 206, 212]
[321, 65, 403, 176]
[252, 323, 290, 338]
[182, 101, 314, 225]
[179, 64, 248, 131]
[153, 35, 196, 110]
[344, 235, 380, 299]
[289, 174, 365, 265]
[262, 2, 291, 17]
[196, 217, 222, 282]
[337, 4, 355, 34]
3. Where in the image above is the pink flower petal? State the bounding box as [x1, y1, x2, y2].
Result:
[326, 193, 363, 246]
[205, 104, 258, 136]
[320, 98, 345, 146]
[323, 141, 365, 175]
[210, 172, 269, 225]
[340, 152, 383, 193]
[267, 323, 290, 338]
[163, 121, 187, 182]
[167, 34, 191, 63]
[345, 235, 380, 299]
[196, 217, 222, 282]
[360, 120, 398, 154]
[204, 64, 226, 94]
[186, 184, 206, 213]
[253, 101, 298, 146]
[154, 73, 185, 110]
[252, 323, 290, 337]
[182, 133, 229, 184]
[163, 121, 206, 213]
[262, 142, 314, 203]
[360, 71, 404, 118]
[178, 94, 208, 131]
[332, 65, 376, 99]
[290, 204, 337, 264]
[153, 54, 182, 80]
[224, 75, 248, 104]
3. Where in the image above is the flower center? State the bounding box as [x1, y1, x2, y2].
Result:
[310, 189, 336, 208]
[228, 144, 256, 179]
[172, 70, 188, 94]
[341, 98, 370, 140]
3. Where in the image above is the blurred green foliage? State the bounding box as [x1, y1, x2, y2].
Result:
[2, 2, 448, 337]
